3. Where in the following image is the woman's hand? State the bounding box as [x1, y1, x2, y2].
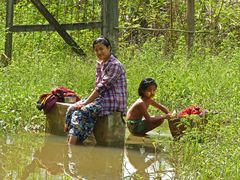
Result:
[75, 101, 86, 110]
[75, 89, 99, 110]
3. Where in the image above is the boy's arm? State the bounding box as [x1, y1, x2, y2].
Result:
[140, 102, 170, 122]
[149, 99, 170, 114]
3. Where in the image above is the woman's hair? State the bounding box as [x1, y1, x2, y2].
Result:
[92, 37, 111, 50]
[138, 78, 157, 97]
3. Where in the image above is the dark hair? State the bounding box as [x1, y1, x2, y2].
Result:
[92, 37, 111, 50]
[138, 78, 157, 97]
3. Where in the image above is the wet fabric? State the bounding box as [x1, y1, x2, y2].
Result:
[127, 119, 147, 135]
[178, 105, 208, 118]
[65, 98, 102, 142]
[36, 93, 58, 114]
[51, 86, 80, 102]
[36, 86, 80, 114]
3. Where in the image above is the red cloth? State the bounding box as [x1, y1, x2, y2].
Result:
[37, 86, 81, 114]
[178, 105, 203, 117]
[51, 86, 80, 101]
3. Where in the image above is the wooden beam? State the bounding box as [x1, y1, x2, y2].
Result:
[30, 0, 86, 56]
[11, 22, 102, 32]
[115, 26, 211, 33]
[4, 0, 14, 60]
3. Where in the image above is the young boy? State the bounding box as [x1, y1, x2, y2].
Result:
[127, 78, 172, 135]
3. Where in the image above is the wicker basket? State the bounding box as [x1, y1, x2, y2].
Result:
[168, 116, 208, 140]
[168, 118, 186, 140]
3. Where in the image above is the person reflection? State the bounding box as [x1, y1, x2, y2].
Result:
[21, 135, 125, 179]
[124, 133, 164, 179]
[20, 135, 66, 179]
[63, 145, 124, 178]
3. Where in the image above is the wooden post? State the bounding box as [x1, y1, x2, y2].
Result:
[4, 0, 14, 60]
[186, 0, 195, 53]
[102, 0, 119, 53]
[170, 0, 174, 59]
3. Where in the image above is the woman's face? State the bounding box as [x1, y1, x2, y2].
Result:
[143, 85, 157, 98]
[94, 43, 111, 62]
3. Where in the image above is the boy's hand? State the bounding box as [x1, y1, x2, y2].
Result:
[164, 113, 171, 120]
[169, 110, 177, 119]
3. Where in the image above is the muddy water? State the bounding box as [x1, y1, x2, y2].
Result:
[0, 129, 174, 179]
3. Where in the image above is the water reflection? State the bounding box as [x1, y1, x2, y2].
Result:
[20, 135, 124, 179]
[0, 151, 6, 179]
[63, 144, 124, 179]
[0, 132, 174, 179]
[124, 133, 175, 179]
[20, 135, 65, 178]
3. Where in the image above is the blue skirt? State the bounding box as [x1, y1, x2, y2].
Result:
[65, 98, 102, 142]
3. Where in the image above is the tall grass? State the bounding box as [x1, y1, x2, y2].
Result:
[1, 1, 240, 177]
[0, 31, 239, 178]
[123, 41, 240, 178]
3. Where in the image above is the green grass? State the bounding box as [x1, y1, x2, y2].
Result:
[1, 1, 240, 177]
[0, 33, 239, 178]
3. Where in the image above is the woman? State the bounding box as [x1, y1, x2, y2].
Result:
[66, 37, 127, 144]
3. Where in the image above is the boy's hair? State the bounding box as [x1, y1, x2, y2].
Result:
[92, 37, 111, 50]
[138, 78, 157, 97]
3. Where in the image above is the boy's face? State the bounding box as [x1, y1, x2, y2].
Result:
[144, 85, 157, 98]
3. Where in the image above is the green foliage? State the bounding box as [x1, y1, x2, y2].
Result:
[0, 43, 97, 133]
[0, 0, 240, 178]
[170, 118, 240, 179]
[121, 40, 239, 178]
[119, 0, 240, 54]
[13, 0, 101, 24]
[0, 3, 5, 55]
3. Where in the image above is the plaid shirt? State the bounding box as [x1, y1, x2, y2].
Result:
[95, 55, 127, 116]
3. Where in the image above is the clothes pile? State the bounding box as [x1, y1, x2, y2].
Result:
[168, 105, 209, 140]
[177, 105, 208, 118]
[36, 86, 80, 114]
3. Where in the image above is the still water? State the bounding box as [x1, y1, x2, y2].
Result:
[0, 130, 175, 179]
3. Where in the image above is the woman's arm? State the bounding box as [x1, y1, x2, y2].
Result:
[83, 89, 100, 105]
[76, 89, 100, 109]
